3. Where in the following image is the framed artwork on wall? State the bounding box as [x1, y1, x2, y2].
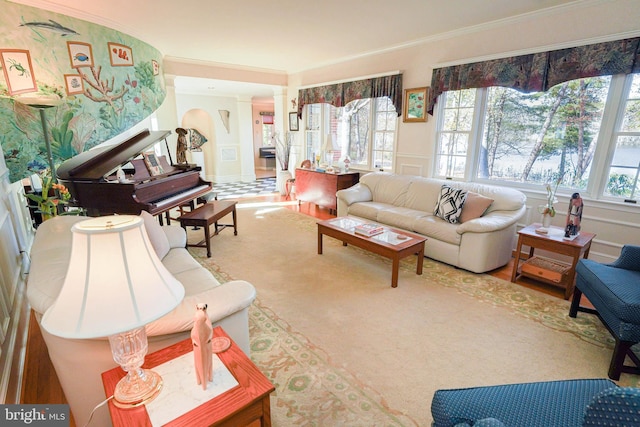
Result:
[0, 49, 37, 95]
[64, 74, 84, 95]
[152, 60, 159, 75]
[108, 42, 134, 67]
[289, 112, 299, 131]
[403, 87, 429, 122]
[67, 41, 94, 68]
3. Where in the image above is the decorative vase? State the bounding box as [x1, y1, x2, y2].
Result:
[276, 169, 293, 196]
[542, 212, 552, 228]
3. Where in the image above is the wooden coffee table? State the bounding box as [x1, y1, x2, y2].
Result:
[317, 217, 427, 288]
[102, 327, 274, 427]
[179, 200, 237, 257]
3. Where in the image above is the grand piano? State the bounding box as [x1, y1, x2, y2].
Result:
[57, 129, 213, 218]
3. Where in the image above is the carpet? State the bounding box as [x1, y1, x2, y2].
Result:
[187, 200, 638, 426]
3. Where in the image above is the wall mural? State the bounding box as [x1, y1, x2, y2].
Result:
[0, 1, 166, 182]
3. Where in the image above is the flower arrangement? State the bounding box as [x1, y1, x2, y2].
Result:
[538, 177, 561, 217]
[25, 171, 72, 220]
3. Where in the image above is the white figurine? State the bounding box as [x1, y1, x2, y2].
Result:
[191, 303, 213, 390]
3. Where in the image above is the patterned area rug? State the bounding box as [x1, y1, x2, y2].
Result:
[190, 203, 638, 426]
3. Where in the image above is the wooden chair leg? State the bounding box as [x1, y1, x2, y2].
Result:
[569, 288, 582, 318]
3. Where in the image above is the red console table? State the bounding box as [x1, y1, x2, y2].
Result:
[295, 168, 359, 213]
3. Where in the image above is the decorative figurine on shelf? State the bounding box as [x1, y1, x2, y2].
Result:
[564, 192, 583, 238]
[191, 303, 213, 390]
[176, 127, 189, 164]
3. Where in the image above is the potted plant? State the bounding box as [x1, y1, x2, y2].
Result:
[24, 169, 74, 223]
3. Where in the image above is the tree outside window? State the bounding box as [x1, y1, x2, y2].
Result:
[435, 73, 640, 202]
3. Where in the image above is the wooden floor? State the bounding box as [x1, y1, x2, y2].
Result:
[20, 190, 573, 426]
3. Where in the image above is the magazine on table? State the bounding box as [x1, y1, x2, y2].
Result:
[354, 223, 384, 236]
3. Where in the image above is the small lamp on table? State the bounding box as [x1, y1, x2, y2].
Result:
[41, 215, 185, 408]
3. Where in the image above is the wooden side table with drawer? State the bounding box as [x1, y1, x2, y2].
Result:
[511, 223, 596, 299]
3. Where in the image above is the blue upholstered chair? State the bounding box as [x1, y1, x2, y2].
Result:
[431, 379, 640, 427]
[569, 245, 640, 380]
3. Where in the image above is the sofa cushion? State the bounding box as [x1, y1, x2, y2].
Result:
[412, 216, 462, 245]
[348, 201, 392, 221]
[434, 185, 468, 223]
[362, 172, 411, 206]
[140, 210, 170, 259]
[377, 207, 429, 231]
[405, 178, 443, 213]
[460, 192, 494, 223]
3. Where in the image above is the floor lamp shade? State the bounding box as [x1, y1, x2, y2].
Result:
[41, 215, 185, 339]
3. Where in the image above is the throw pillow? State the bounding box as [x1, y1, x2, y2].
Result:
[434, 185, 468, 223]
[459, 192, 494, 223]
[139, 210, 170, 260]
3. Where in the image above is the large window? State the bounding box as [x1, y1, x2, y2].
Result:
[606, 73, 640, 200]
[435, 73, 640, 203]
[304, 97, 398, 171]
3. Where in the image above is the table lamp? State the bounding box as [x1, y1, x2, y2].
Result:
[41, 215, 185, 408]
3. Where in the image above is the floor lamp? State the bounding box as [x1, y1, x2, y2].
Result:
[14, 93, 63, 181]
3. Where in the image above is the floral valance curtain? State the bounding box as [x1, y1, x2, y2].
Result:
[428, 37, 640, 115]
[297, 73, 403, 118]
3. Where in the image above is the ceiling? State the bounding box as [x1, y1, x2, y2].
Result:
[11, 0, 582, 98]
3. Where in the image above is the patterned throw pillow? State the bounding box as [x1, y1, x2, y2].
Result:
[434, 185, 468, 223]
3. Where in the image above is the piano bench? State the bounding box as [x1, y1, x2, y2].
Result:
[197, 191, 218, 205]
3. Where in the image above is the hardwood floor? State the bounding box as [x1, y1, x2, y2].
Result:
[20, 191, 570, 425]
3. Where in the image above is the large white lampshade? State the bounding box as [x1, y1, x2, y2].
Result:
[41, 215, 185, 407]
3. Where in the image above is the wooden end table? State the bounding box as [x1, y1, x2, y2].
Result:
[317, 217, 426, 288]
[179, 200, 237, 257]
[102, 327, 274, 427]
[511, 223, 596, 299]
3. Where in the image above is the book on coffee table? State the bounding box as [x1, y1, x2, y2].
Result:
[354, 223, 384, 236]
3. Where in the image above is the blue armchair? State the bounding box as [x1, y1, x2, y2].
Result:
[569, 245, 640, 380]
[431, 379, 640, 427]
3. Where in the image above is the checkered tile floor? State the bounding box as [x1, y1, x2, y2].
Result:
[211, 177, 276, 199]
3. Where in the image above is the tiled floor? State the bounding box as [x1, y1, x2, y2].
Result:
[211, 177, 276, 199]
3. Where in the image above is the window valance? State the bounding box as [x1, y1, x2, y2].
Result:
[428, 37, 640, 115]
[297, 73, 403, 118]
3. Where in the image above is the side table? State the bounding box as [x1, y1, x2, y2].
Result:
[102, 327, 274, 427]
[511, 223, 596, 299]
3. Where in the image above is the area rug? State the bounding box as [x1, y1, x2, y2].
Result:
[188, 200, 637, 426]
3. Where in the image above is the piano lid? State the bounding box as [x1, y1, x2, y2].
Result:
[57, 129, 171, 181]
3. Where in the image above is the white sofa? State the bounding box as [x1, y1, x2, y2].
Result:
[27, 214, 256, 427]
[336, 172, 527, 273]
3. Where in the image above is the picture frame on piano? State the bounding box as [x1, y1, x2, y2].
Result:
[143, 153, 164, 176]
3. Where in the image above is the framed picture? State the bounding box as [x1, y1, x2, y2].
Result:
[143, 153, 164, 176]
[67, 41, 94, 68]
[403, 87, 429, 122]
[0, 49, 37, 95]
[64, 74, 84, 95]
[289, 112, 299, 131]
[152, 60, 159, 76]
[108, 42, 134, 67]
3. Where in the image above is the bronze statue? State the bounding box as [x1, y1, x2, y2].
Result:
[175, 127, 188, 164]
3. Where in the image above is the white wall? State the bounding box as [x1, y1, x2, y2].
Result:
[174, 92, 256, 183]
[0, 155, 32, 403]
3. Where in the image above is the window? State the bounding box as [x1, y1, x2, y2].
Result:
[304, 97, 397, 171]
[435, 73, 639, 202]
[605, 73, 640, 200]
